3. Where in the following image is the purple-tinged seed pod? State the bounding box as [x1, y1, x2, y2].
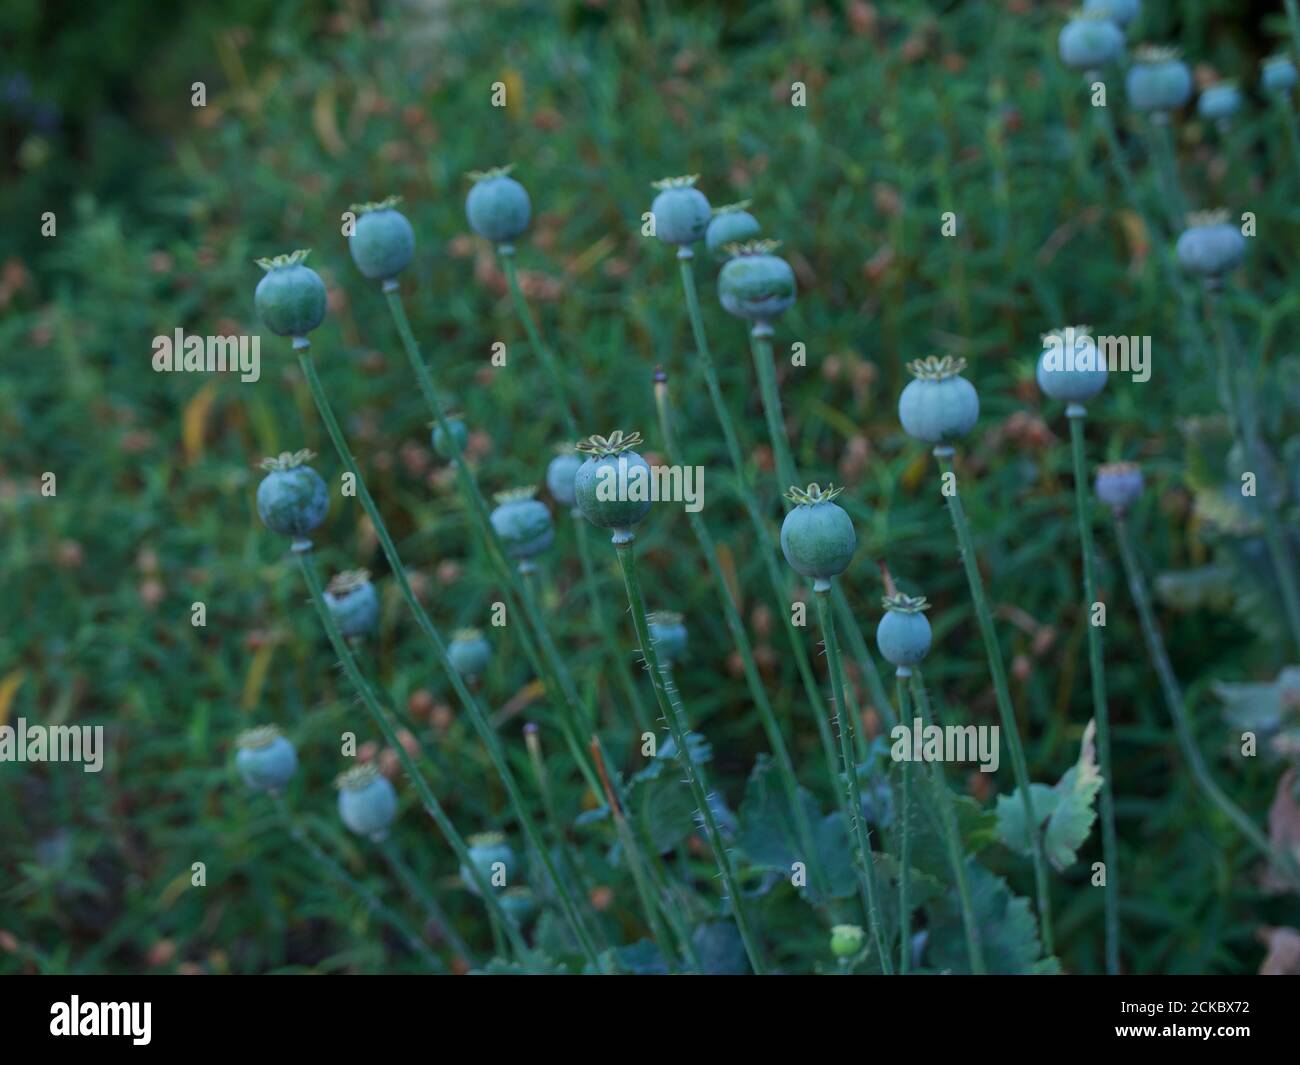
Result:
[1176, 209, 1246, 281]
[1094, 462, 1144, 515]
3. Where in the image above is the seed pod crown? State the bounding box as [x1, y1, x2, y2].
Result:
[906, 355, 967, 381]
[255, 249, 312, 272]
[784, 483, 845, 506]
[258, 449, 317, 471]
[576, 430, 643, 457]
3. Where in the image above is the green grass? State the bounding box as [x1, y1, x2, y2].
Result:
[2, 0, 1299, 975]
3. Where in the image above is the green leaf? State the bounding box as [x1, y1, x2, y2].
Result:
[927, 861, 1049, 974]
[996, 720, 1101, 871]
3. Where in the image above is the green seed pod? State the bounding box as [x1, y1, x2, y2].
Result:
[324, 569, 379, 639]
[499, 886, 537, 926]
[256, 449, 329, 552]
[717, 239, 796, 323]
[647, 610, 689, 668]
[1175, 209, 1247, 281]
[706, 201, 761, 260]
[448, 628, 492, 678]
[348, 196, 415, 281]
[235, 726, 298, 792]
[1035, 325, 1108, 407]
[898, 355, 979, 445]
[650, 174, 711, 246]
[780, 483, 856, 590]
[546, 446, 583, 508]
[466, 165, 531, 245]
[875, 593, 932, 669]
[573, 430, 653, 542]
[490, 487, 555, 564]
[460, 831, 518, 896]
[254, 250, 327, 341]
[830, 923, 865, 958]
[431, 414, 469, 459]
[336, 763, 398, 841]
[1125, 44, 1192, 114]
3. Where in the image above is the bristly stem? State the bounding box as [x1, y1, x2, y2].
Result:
[269, 794, 443, 970]
[895, 670, 913, 975]
[909, 670, 986, 974]
[674, 257, 857, 792]
[294, 348, 601, 967]
[813, 587, 892, 974]
[1111, 516, 1300, 888]
[498, 249, 580, 437]
[654, 369, 833, 905]
[377, 836, 475, 967]
[613, 536, 768, 974]
[1068, 412, 1120, 975]
[384, 286, 612, 778]
[934, 450, 1054, 956]
[294, 549, 533, 961]
[589, 737, 687, 971]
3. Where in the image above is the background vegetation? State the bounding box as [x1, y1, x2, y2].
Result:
[2, 0, 1298, 974]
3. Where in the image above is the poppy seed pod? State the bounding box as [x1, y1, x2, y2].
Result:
[336, 763, 398, 841]
[431, 415, 468, 459]
[830, 924, 865, 959]
[324, 569, 380, 639]
[780, 484, 856, 591]
[650, 175, 711, 246]
[1176, 209, 1246, 280]
[717, 240, 797, 323]
[648, 610, 689, 668]
[500, 887, 538, 926]
[235, 726, 298, 792]
[1125, 45, 1192, 114]
[1197, 83, 1243, 122]
[256, 449, 329, 551]
[465, 166, 531, 245]
[1094, 461, 1144, 515]
[875, 593, 933, 669]
[706, 201, 762, 260]
[1262, 54, 1299, 95]
[1058, 14, 1125, 72]
[448, 628, 492, 678]
[574, 431, 653, 541]
[1035, 326, 1108, 407]
[898, 355, 980, 445]
[1082, 0, 1141, 27]
[546, 447, 583, 508]
[254, 250, 327, 341]
[490, 487, 555, 564]
[348, 196, 415, 282]
[460, 831, 518, 896]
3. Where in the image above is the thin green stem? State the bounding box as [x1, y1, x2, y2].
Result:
[294, 550, 532, 960]
[895, 672, 912, 975]
[384, 287, 606, 781]
[498, 250, 580, 437]
[293, 348, 601, 967]
[1112, 516, 1300, 888]
[748, 325, 798, 491]
[910, 670, 986, 974]
[378, 836, 475, 966]
[613, 536, 768, 974]
[270, 794, 442, 969]
[675, 257, 846, 793]
[813, 587, 892, 974]
[1068, 413, 1119, 975]
[934, 450, 1054, 956]
[654, 372, 832, 905]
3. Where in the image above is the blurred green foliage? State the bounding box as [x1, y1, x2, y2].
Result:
[3, 0, 1299, 974]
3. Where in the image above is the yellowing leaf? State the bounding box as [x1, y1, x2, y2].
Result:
[313, 83, 345, 157]
[182, 382, 218, 463]
[240, 643, 274, 712]
[0, 670, 25, 727]
[500, 69, 524, 115]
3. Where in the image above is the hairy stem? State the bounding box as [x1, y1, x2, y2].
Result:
[1068, 412, 1119, 975]
[614, 537, 768, 974]
[895, 671, 912, 975]
[910, 670, 987, 974]
[814, 587, 892, 973]
[934, 450, 1054, 956]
